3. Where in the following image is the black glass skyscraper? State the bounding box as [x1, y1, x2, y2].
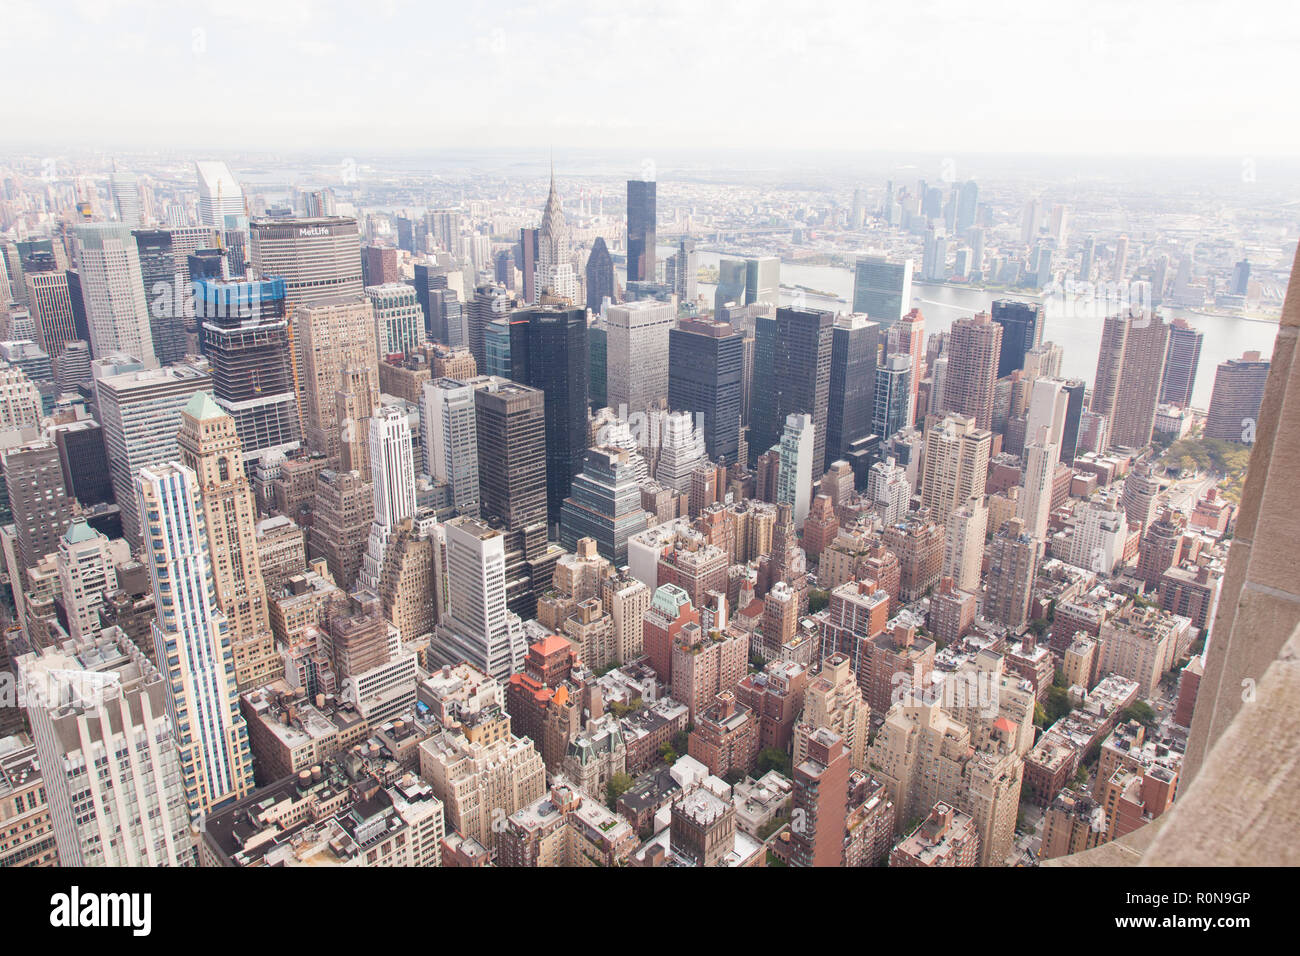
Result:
[133, 229, 191, 365]
[586, 237, 615, 313]
[668, 318, 744, 464]
[827, 316, 880, 471]
[475, 380, 548, 554]
[588, 321, 607, 411]
[507, 307, 589, 525]
[626, 180, 656, 283]
[1060, 379, 1086, 465]
[194, 276, 302, 470]
[990, 299, 1044, 379]
[749, 306, 833, 471]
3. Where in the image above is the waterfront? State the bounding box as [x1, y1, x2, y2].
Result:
[664, 247, 1280, 410]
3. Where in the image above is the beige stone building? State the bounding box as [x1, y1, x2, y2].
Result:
[178, 393, 281, 690]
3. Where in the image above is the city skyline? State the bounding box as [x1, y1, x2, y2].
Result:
[0, 0, 1296, 890]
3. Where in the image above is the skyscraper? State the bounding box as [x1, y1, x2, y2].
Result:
[292, 294, 379, 467]
[23, 270, 78, 360]
[194, 275, 302, 470]
[585, 237, 615, 314]
[518, 227, 539, 304]
[249, 216, 363, 308]
[668, 317, 744, 464]
[851, 255, 913, 328]
[178, 392, 279, 691]
[421, 377, 481, 515]
[827, 313, 879, 472]
[985, 517, 1039, 631]
[475, 378, 548, 545]
[1230, 259, 1251, 296]
[537, 169, 577, 302]
[431, 516, 528, 681]
[559, 445, 648, 566]
[365, 282, 425, 358]
[94, 360, 212, 543]
[1093, 311, 1169, 449]
[55, 521, 117, 642]
[3, 439, 75, 576]
[308, 468, 374, 590]
[1159, 317, 1204, 408]
[359, 406, 417, 592]
[873, 352, 912, 441]
[889, 308, 926, 427]
[745, 257, 780, 307]
[507, 307, 588, 524]
[788, 727, 850, 868]
[750, 306, 833, 471]
[73, 222, 157, 365]
[133, 226, 218, 365]
[956, 181, 979, 234]
[1205, 351, 1271, 443]
[1058, 379, 1086, 466]
[626, 180, 656, 284]
[670, 238, 698, 305]
[606, 299, 672, 414]
[920, 414, 991, 521]
[137, 461, 255, 818]
[1024, 377, 1071, 453]
[20, 629, 195, 866]
[1017, 424, 1059, 543]
[943, 498, 988, 593]
[777, 413, 816, 529]
[195, 160, 245, 229]
[943, 312, 1003, 432]
[990, 299, 1044, 379]
[715, 258, 748, 312]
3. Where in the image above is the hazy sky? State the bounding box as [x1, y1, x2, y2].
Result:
[3, 0, 1296, 157]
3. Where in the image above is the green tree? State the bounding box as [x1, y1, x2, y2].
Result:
[808, 588, 830, 613]
[757, 747, 792, 777]
[1033, 702, 1048, 728]
[605, 772, 634, 809]
[1121, 701, 1158, 730]
[1044, 685, 1072, 724]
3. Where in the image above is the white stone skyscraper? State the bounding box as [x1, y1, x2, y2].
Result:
[54, 521, 117, 642]
[137, 461, 255, 819]
[654, 410, 707, 493]
[430, 516, 527, 681]
[359, 406, 417, 592]
[19, 628, 196, 866]
[777, 413, 816, 529]
[1025, 377, 1070, 452]
[867, 456, 911, 528]
[606, 299, 673, 414]
[73, 222, 157, 366]
[195, 160, 245, 228]
[421, 377, 481, 515]
[1018, 424, 1059, 544]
